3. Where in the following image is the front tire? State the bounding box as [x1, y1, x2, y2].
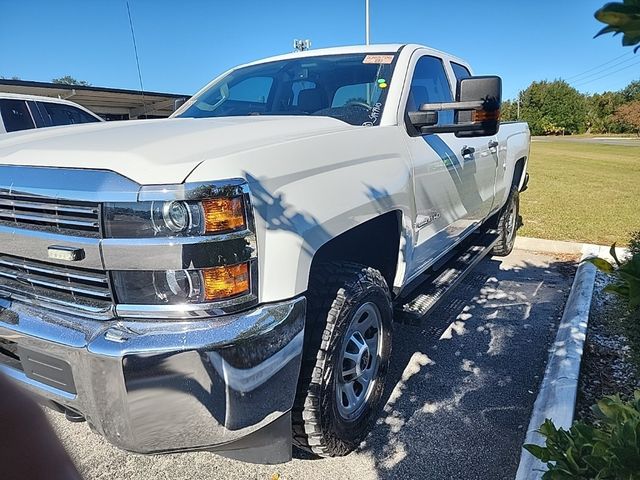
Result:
[492, 187, 520, 257]
[292, 261, 393, 457]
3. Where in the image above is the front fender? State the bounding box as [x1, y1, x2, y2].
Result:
[186, 126, 415, 303]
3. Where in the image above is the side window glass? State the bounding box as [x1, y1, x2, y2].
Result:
[0, 99, 35, 132]
[40, 102, 99, 126]
[407, 55, 453, 125]
[228, 76, 273, 103]
[451, 62, 471, 83]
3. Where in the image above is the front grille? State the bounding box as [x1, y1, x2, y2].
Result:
[0, 254, 112, 313]
[0, 193, 100, 237]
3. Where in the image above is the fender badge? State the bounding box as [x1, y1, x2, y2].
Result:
[47, 246, 85, 262]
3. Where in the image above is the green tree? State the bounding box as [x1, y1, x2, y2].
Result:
[51, 76, 91, 86]
[586, 90, 627, 133]
[500, 99, 518, 121]
[519, 80, 587, 135]
[621, 79, 640, 101]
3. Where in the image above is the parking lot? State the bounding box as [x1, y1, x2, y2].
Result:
[48, 249, 575, 480]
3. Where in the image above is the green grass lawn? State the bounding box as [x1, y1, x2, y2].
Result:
[519, 141, 640, 246]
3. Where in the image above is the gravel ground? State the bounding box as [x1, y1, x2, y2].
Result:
[576, 272, 640, 421]
[47, 250, 575, 480]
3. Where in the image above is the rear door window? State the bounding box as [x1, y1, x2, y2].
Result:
[0, 99, 35, 132]
[451, 62, 471, 82]
[38, 102, 100, 126]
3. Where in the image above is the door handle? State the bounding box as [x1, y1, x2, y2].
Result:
[461, 145, 475, 157]
[488, 140, 499, 150]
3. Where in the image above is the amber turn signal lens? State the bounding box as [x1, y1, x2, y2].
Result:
[472, 109, 500, 122]
[202, 263, 250, 301]
[202, 196, 246, 233]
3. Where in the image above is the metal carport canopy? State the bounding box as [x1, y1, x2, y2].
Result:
[0, 79, 190, 119]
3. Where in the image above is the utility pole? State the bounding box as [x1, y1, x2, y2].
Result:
[365, 0, 370, 45]
[517, 95, 521, 120]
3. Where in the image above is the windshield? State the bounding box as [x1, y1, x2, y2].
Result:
[177, 53, 397, 126]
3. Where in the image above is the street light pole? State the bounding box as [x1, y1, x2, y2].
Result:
[365, 0, 370, 45]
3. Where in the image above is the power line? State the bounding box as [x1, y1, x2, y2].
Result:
[572, 58, 640, 88]
[564, 51, 633, 81]
[126, 0, 147, 117]
[567, 54, 639, 84]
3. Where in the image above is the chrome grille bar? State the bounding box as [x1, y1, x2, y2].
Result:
[0, 254, 112, 303]
[0, 193, 100, 236]
[0, 257, 107, 284]
[0, 270, 111, 299]
[0, 211, 99, 229]
[0, 198, 98, 215]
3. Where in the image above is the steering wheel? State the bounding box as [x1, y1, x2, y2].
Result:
[345, 101, 371, 110]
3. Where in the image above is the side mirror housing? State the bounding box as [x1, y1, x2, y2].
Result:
[408, 75, 502, 138]
[174, 97, 188, 111]
[455, 76, 501, 137]
[407, 110, 438, 129]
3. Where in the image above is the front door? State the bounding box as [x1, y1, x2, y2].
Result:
[402, 53, 496, 278]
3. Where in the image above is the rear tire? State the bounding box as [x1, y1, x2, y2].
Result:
[292, 261, 393, 457]
[492, 187, 520, 257]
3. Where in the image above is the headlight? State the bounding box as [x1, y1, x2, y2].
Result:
[162, 201, 190, 233]
[112, 262, 251, 305]
[103, 197, 246, 238]
[104, 180, 256, 315]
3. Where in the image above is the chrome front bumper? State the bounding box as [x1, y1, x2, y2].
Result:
[0, 296, 305, 462]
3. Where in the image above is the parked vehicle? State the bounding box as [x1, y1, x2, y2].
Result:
[0, 44, 530, 464]
[0, 92, 102, 134]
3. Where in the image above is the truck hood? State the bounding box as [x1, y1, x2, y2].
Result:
[0, 116, 351, 185]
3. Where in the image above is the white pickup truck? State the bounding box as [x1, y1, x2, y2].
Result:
[0, 44, 529, 464]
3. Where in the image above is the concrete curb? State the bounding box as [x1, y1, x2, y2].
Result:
[515, 237, 584, 255]
[515, 237, 627, 263]
[514, 244, 599, 479]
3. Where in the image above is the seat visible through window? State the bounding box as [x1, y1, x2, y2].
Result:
[297, 88, 327, 113]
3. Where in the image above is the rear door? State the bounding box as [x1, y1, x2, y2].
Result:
[401, 51, 496, 277]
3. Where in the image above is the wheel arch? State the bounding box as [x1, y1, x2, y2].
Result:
[309, 210, 405, 295]
[512, 156, 528, 191]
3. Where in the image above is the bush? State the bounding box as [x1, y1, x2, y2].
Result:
[525, 392, 640, 479]
[585, 246, 640, 310]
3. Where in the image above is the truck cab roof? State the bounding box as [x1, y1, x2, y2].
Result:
[240, 43, 469, 70]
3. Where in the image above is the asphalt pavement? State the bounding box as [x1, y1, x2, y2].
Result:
[47, 249, 575, 480]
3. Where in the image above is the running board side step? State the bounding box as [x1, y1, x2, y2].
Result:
[394, 231, 500, 325]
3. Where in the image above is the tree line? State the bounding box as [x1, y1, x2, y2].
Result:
[502, 79, 640, 136]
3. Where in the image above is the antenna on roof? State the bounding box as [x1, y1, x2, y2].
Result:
[293, 39, 311, 52]
[126, 1, 147, 118]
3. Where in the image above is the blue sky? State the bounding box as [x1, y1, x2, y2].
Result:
[1, 0, 638, 100]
